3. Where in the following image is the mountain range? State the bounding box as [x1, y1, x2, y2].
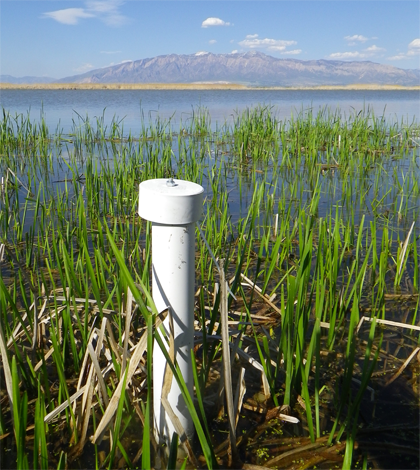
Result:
[0, 74, 56, 84]
[2, 52, 420, 87]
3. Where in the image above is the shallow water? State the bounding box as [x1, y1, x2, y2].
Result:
[1, 88, 419, 133]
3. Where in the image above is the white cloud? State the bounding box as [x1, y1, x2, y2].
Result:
[364, 45, 385, 52]
[87, 0, 126, 26]
[87, 0, 120, 14]
[281, 49, 302, 55]
[246, 34, 259, 39]
[201, 17, 231, 28]
[388, 54, 407, 61]
[103, 59, 132, 68]
[388, 38, 420, 61]
[407, 38, 420, 56]
[239, 37, 297, 52]
[74, 63, 95, 73]
[344, 34, 369, 45]
[329, 44, 386, 61]
[408, 38, 420, 49]
[268, 45, 289, 52]
[231, 50, 238, 54]
[43, 0, 127, 26]
[43, 8, 94, 25]
[209, 39, 217, 44]
[329, 51, 366, 60]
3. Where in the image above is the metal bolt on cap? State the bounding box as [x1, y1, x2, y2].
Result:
[166, 177, 177, 187]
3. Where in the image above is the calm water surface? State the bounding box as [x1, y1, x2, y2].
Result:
[1, 89, 418, 133]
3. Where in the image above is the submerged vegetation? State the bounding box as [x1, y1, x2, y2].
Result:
[0, 104, 419, 469]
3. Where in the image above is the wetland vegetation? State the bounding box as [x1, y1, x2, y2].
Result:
[0, 104, 419, 469]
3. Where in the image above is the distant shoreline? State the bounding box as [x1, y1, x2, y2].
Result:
[1, 83, 419, 91]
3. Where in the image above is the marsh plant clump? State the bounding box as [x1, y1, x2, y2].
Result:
[0, 105, 419, 469]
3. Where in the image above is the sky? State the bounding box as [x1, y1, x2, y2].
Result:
[1, 0, 419, 79]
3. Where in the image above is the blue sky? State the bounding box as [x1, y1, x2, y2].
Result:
[1, 0, 419, 78]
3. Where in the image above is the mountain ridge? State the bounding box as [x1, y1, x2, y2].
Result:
[2, 52, 420, 86]
[0, 74, 56, 84]
[56, 52, 420, 86]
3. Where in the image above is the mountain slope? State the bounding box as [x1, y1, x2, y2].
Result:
[0, 75, 56, 84]
[56, 52, 420, 86]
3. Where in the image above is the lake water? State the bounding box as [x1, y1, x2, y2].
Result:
[0, 89, 419, 133]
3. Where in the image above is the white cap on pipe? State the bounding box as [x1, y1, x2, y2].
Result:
[138, 178, 204, 225]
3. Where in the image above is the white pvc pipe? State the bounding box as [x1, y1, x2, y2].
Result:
[138, 178, 204, 446]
